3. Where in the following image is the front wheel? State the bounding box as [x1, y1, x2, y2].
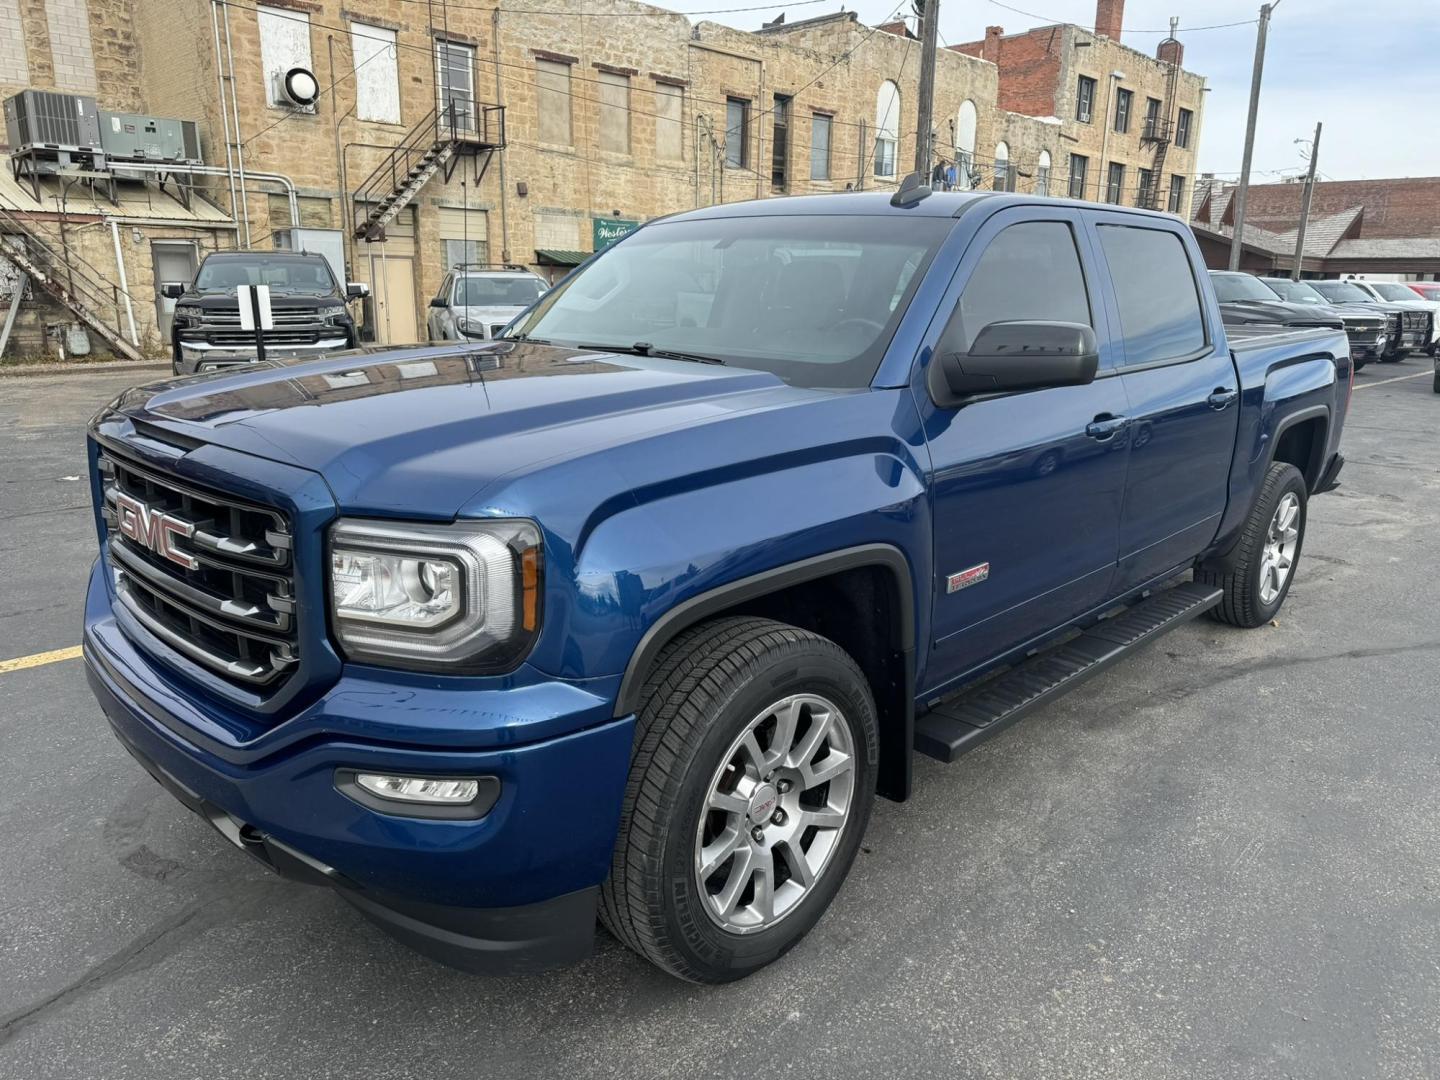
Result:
[1432, 363, 1439, 393]
[1197, 462, 1308, 628]
[600, 617, 878, 982]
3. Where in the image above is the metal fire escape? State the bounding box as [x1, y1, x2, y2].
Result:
[1140, 29, 1183, 211]
[352, 102, 505, 242]
[0, 204, 143, 360]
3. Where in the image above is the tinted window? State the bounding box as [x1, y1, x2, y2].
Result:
[1097, 225, 1206, 366]
[1372, 282, 1420, 302]
[194, 255, 338, 295]
[1311, 281, 1372, 303]
[1210, 272, 1277, 303]
[1262, 278, 1327, 304]
[456, 277, 545, 306]
[954, 221, 1091, 352]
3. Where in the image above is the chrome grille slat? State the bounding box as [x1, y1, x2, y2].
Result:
[99, 448, 299, 692]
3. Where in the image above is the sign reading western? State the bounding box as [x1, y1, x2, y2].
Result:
[593, 217, 639, 251]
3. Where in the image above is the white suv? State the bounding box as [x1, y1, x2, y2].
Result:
[426, 265, 548, 342]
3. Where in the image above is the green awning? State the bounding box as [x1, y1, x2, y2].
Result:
[535, 248, 589, 266]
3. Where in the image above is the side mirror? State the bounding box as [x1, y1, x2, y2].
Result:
[160, 282, 186, 299]
[346, 282, 369, 300]
[932, 320, 1098, 404]
[428, 296, 448, 309]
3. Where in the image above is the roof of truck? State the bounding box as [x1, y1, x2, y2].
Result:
[659, 189, 1185, 224]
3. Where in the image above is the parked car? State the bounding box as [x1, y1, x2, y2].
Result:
[1347, 280, 1438, 355]
[426, 264, 548, 342]
[163, 251, 366, 375]
[85, 188, 1350, 983]
[1209, 271, 1345, 327]
[1259, 277, 1388, 370]
[1406, 282, 1440, 303]
[1308, 279, 1421, 361]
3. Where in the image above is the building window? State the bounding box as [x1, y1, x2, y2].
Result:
[1106, 162, 1125, 203]
[1143, 96, 1161, 138]
[536, 58, 573, 147]
[350, 24, 399, 124]
[810, 112, 832, 181]
[1167, 173, 1186, 214]
[439, 207, 489, 270]
[1113, 88, 1132, 133]
[1175, 108, 1193, 149]
[654, 81, 683, 162]
[1067, 153, 1089, 199]
[259, 5, 314, 110]
[436, 40, 476, 133]
[1137, 167, 1154, 208]
[954, 99, 977, 189]
[993, 141, 1011, 191]
[1076, 75, 1096, 123]
[1035, 149, 1052, 196]
[771, 94, 791, 189]
[597, 70, 630, 154]
[725, 97, 749, 168]
[874, 80, 900, 178]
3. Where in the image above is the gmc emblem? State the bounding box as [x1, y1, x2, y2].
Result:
[115, 492, 197, 570]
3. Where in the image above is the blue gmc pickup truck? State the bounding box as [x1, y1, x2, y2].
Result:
[84, 184, 1350, 983]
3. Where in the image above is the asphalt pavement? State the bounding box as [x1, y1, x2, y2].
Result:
[1, 360, 1437, 1080]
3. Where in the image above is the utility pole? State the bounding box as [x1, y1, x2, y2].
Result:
[1290, 121, 1321, 281]
[1229, 1, 1278, 270]
[913, 0, 939, 179]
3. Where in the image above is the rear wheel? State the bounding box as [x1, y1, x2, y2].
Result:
[600, 617, 878, 982]
[1198, 462, 1308, 628]
[1433, 362, 1439, 393]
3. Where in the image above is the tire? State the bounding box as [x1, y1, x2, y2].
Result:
[1353, 355, 1367, 374]
[1197, 462, 1308, 628]
[1432, 364, 1439, 393]
[600, 616, 878, 983]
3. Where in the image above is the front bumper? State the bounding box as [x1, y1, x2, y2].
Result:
[174, 335, 352, 374]
[84, 560, 634, 974]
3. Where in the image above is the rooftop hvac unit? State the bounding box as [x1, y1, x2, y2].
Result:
[99, 112, 202, 164]
[4, 90, 103, 152]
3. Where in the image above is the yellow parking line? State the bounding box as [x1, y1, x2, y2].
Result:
[1354, 371, 1429, 390]
[0, 645, 83, 674]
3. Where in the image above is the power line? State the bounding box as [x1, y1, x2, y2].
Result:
[400, 0, 834, 15]
[984, 0, 1257, 33]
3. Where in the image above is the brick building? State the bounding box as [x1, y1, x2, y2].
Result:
[1190, 175, 1440, 279]
[0, 0, 1207, 358]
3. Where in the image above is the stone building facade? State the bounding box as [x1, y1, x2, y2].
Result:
[1, 0, 1207, 355]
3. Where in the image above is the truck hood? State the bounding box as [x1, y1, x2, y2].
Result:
[1217, 298, 1343, 327]
[108, 341, 822, 517]
[178, 292, 343, 311]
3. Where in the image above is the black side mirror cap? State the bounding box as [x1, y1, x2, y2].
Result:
[931, 320, 1099, 406]
[345, 282, 370, 300]
[160, 282, 186, 299]
[428, 296, 448, 308]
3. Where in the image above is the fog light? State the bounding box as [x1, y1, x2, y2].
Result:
[356, 773, 480, 804]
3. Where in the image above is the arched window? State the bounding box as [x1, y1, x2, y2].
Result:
[1036, 149, 1052, 196]
[993, 141, 1011, 191]
[954, 100, 977, 188]
[874, 81, 901, 179]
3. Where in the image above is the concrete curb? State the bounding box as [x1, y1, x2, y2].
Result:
[0, 361, 172, 379]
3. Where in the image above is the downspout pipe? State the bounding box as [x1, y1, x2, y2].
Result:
[492, 7, 511, 263]
[109, 219, 140, 345]
[209, 0, 239, 226]
[220, 0, 251, 247]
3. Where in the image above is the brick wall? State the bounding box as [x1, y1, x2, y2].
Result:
[1234, 178, 1440, 239]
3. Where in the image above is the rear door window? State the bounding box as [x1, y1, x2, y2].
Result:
[1097, 225, 1207, 366]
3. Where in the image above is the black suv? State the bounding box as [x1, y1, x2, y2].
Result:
[163, 251, 366, 375]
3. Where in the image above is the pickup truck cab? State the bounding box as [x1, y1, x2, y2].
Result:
[426, 264, 548, 342]
[86, 187, 1350, 983]
[163, 251, 366, 375]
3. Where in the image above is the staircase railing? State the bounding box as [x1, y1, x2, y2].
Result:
[352, 102, 506, 217]
[0, 202, 143, 358]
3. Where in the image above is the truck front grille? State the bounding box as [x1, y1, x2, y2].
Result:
[204, 328, 324, 346]
[99, 449, 299, 689]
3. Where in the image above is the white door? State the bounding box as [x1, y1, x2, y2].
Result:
[151, 241, 199, 339]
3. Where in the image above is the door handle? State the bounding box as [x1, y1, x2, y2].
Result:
[1085, 414, 1128, 440]
[1207, 387, 1238, 410]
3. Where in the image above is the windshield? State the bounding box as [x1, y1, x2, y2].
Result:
[1210, 273, 1278, 303]
[456, 276, 546, 306]
[505, 215, 946, 389]
[194, 255, 339, 295]
[1370, 282, 1421, 302]
[1263, 279, 1328, 304]
[1311, 281, 1373, 304]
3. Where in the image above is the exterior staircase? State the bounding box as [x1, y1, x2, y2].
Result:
[353, 103, 505, 243]
[1140, 43, 1184, 212]
[0, 202, 143, 360]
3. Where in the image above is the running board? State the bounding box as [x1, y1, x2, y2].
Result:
[914, 582, 1223, 763]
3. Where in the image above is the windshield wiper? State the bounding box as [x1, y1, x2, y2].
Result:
[579, 341, 726, 366]
[505, 333, 551, 344]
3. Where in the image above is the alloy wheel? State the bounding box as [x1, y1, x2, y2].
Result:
[1259, 491, 1300, 605]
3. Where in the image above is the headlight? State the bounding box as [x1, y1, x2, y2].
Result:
[457, 317, 488, 338]
[172, 305, 202, 329]
[328, 518, 542, 673]
[317, 303, 347, 322]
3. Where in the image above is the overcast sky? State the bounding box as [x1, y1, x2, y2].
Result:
[687, 0, 1439, 182]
